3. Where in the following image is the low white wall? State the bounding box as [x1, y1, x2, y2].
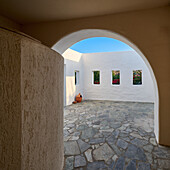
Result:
[63, 49, 155, 105]
[63, 49, 84, 105]
[82, 51, 154, 103]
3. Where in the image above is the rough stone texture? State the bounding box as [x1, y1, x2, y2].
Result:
[77, 139, 90, 153]
[125, 144, 147, 161]
[106, 134, 117, 144]
[112, 130, 120, 139]
[109, 143, 122, 156]
[138, 162, 151, 170]
[74, 155, 86, 168]
[130, 132, 143, 139]
[89, 138, 105, 144]
[126, 159, 136, 170]
[65, 156, 74, 170]
[116, 139, 128, 149]
[131, 138, 148, 147]
[153, 147, 169, 159]
[85, 149, 93, 162]
[64, 101, 170, 169]
[143, 145, 153, 153]
[114, 156, 125, 170]
[93, 143, 114, 162]
[157, 159, 170, 169]
[150, 138, 157, 146]
[64, 141, 80, 155]
[0, 28, 64, 170]
[81, 127, 98, 139]
[112, 155, 118, 162]
[87, 161, 108, 170]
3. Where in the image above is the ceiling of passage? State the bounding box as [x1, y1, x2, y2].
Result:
[0, 0, 169, 24]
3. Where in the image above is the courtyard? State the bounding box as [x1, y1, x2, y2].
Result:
[64, 101, 170, 170]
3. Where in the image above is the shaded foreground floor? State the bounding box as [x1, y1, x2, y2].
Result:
[64, 101, 170, 170]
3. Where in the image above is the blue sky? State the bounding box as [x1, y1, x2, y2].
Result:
[70, 37, 133, 53]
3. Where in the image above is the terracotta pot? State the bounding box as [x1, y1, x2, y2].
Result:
[76, 93, 82, 103]
[76, 97, 82, 103]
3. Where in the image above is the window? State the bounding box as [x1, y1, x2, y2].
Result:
[133, 70, 142, 85]
[112, 70, 120, 85]
[93, 71, 100, 85]
[75, 71, 79, 85]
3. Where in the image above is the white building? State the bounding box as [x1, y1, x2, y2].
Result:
[63, 49, 155, 106]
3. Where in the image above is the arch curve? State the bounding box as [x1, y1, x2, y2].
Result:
[52, 29, 159, 142]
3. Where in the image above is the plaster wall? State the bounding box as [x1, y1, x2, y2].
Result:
[82, 51, 155, 102]
[64, 49, 154, 105]
[22, 6, 170, 145]
[63, 49, 84, 105]
[0, 28, 21, 170]
[0, 28, 64, 170]
[0, 15, 21, 30]
[21, 39, 64, 170]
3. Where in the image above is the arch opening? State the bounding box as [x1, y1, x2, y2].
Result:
[52, 29, 159, 142]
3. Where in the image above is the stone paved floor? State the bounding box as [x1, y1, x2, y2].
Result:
[64, 101, 170, 170]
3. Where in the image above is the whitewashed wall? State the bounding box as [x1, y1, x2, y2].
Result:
[63, 49, 84, 105]
[82, 51, 154, 102]
[63, 49, 155, 105]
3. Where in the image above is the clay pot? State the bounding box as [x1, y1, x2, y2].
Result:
[76, 93, 82, 103]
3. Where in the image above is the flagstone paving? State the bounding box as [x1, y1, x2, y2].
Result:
[64, 101, 170, 170]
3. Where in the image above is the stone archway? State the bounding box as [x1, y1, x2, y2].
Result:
[52, 29, 159, 143]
